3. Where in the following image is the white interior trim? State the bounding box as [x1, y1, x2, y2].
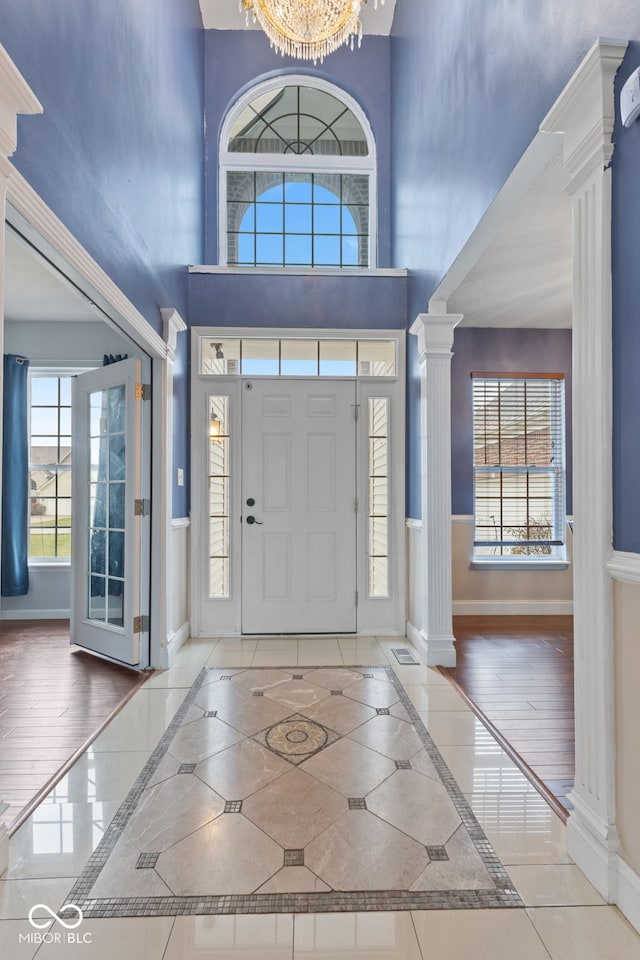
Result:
[409, 313, 461, 667]
[607, 550, 640, 584]
[616, 854, 640, 935]
[6, 173, 168, 360]
[0, 42, 42, 158]
[540, 37, 628, 906]
[189, 265, 407, 278]
[191, 326, 405, 638]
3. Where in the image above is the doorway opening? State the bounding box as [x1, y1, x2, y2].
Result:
[191, 328, 405, 638]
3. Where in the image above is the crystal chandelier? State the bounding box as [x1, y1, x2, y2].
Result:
[242, 0, 384, 63]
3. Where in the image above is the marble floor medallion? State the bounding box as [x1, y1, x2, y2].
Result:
[68, 665, 522, 918]
[255, 713, 340, 764]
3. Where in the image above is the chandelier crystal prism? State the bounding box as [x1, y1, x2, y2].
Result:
[241, 0, 384, 62]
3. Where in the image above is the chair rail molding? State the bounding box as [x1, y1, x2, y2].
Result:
[409, 312, 462, 666]
[541, 37, 628, 905]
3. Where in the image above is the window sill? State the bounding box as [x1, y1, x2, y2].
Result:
[470, 559, 570, 571]
[28, 561, 71, 570]
[189, 265, 408, 278]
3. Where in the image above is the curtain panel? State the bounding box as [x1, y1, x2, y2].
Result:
[1, 354, 30, 596]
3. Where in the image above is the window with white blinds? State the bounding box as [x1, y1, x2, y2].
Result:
[472, 374, 566, 560]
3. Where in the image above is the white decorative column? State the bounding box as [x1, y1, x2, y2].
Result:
[159, 308, 188, 666]
[541, 39, 627, 900]
[409, 312, 462, 666]
[0, 43, 42, 876]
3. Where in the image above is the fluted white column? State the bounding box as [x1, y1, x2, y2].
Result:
[409, 312, 461, 666]
[541, 39, 627, 901]
[0, 42, 42, 876]
[159, 308, 188, 666]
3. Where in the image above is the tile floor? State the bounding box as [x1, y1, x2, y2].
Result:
[66, 664, 517, 915]
[1, 635, 639, 959]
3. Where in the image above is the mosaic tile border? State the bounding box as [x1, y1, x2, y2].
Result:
[68, 664, 522, 917]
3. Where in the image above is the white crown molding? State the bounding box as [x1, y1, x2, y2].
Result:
[607, 550, 640, 584]
[6, 170, 168, 359]
[0, 42, 42, 158]
[160, 308, 187, 360]
[541, 39, 628, 191]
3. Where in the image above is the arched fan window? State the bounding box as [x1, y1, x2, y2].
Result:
[219, 78, 376, 268]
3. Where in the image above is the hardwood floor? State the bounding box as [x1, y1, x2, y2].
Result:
[0, 620, 146, 831]
[441, 615, 574, 820]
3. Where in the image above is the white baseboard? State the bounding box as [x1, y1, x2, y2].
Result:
[166, 621, 190, 665]
[452, 601, 573, 616]
[566, 794, 619, 903]
[616, 853, 640, 934]
[0, 807, 8, 877]
[0, 609, 70, 620]
[406, 620, 456, 667]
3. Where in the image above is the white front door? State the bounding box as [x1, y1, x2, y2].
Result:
[71, 358, 149, 665]
[241, 379, 357, 634]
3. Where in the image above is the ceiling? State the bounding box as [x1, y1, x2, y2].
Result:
[449, 154, 572, 328]
[4, 230, 102, 323]
[199, 0, 397, 35]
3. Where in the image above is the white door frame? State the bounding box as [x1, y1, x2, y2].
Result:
[0, 44, 182, 669]
[190, 326, 406, 638]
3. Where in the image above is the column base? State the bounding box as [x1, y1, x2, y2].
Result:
[566, 790, 619, 902]
[407, 623, 456, 666]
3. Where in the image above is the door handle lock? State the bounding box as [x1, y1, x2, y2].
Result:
[246, 515, 263, 525]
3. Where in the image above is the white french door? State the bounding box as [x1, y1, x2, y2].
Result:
[241, 379, 357, 634]
[71, 358, 149, 665]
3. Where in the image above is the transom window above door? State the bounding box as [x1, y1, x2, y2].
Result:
[220, 78, 376, 269]
[199, 337, 396, 378]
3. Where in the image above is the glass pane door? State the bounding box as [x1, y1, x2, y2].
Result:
[88, 384, 126, 627]
[71, 359, 145, 666]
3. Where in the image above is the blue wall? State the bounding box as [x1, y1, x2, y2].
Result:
[203, 30, 391, 266]
[613, 42, 640, 552]
[0, 0, 204, 517]
[391, 0, 640, 315]
[391, 1, 640, 523]
[189, 273, 406, 329]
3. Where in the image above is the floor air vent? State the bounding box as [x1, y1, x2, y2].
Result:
[392, 648, 419, 665]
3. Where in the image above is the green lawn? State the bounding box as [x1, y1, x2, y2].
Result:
[29, 516, 71, 559]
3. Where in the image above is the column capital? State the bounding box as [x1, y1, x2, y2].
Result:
[409, 313, 463, 361]
[540, 39, 627, 193]
[0, 43, 42, 159]
[160, 308, 187, 360]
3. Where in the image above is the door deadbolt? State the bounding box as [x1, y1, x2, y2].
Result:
[246, 498, 255, 507]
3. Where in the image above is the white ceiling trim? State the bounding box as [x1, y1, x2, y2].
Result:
[431, 132, 573, 330]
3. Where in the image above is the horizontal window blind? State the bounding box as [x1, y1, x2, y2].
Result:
[471, 374, 566, 559]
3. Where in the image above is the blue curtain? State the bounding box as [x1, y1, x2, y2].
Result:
[2, 355, 30, 596]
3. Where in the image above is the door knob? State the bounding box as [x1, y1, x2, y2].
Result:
[246, 515, 263, 525]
